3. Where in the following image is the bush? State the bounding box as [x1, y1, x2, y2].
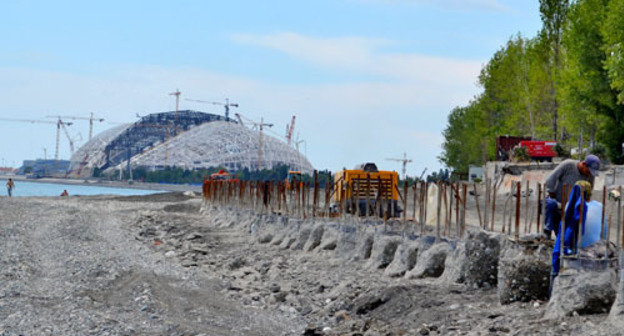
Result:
[513, 146, 531, 162]
[554, 144, 570, 158]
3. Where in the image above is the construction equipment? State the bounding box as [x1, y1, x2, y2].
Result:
[0, 117, 74, 172]
[285, 170, 302, 191]
[186, 97, 238, 122]
[331, 162, 402, 217]
[285, 116, 296, 146]
[46, 113, 104, 140]
[234, 113, 245, 127]
[386, 152, 412, 180]
[169, 89, 181, 134]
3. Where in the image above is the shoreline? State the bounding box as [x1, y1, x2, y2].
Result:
[0, 175, 202, 193]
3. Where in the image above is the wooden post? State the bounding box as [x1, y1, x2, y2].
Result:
[601, 185, 606, 240]
[515, 181, 521, 240]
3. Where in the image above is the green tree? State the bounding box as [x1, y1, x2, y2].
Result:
[539, 0, 570, 140]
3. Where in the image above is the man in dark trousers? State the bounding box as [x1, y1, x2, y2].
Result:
[6, 178, 14, 197]
[543, 154, 601, 239]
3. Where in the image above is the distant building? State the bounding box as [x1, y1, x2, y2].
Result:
[19, 159, 71, 176]
[69, 110, 314, 177]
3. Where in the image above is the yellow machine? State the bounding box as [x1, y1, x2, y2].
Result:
[285, 170, 302, 190]
[331, 163, 402, 217]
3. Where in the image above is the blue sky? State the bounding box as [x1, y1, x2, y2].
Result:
[0, 0, 542, 176]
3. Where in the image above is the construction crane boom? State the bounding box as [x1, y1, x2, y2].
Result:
[0, 117, 74, 173]
[386, 152, 413, 180]
[186, 98, 238, 121]
[285, 115, 296, 146]
[46, 112, 104, 140]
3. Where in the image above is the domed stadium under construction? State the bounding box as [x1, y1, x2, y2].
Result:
[69, 110, 314, 177]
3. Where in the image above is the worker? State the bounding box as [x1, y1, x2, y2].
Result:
[550, 181, 591, 297]
[543, 154, 600, 239]
[60, 190, 69, 197]
[6, 178, 14, 197]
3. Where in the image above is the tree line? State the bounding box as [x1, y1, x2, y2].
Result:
[440, 0, 624, 173]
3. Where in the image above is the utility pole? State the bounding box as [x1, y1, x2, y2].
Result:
[386, 152, 413, 180]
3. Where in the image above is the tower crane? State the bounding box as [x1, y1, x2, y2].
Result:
[46, 112, 104, 140]
[235, 113, 273, 170]
[0, 117, 74, 172]
[186, 98, 238, 121]
[386, 152, 413, 180]
[234, 113, 245, 127]
[285, 116, 296, 146]
[169, 89, 181, 135]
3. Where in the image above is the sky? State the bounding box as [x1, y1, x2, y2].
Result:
[0, 0, 542, 177]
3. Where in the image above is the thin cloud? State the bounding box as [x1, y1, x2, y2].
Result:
[356, 0, 509, 12]
[232, 32, 482, 85]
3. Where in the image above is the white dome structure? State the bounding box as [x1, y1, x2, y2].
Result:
[127, 121, 314, 174]
[69, 111, 314, 176]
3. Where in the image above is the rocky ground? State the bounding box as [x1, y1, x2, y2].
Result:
[1, 193, 624, 335]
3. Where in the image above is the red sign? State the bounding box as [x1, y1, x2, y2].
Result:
[520, 141, 557, 157]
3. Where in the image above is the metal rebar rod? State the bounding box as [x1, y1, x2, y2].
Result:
[490, 184, 497, 231]
[436, 181, 442, 241]
[515, 181, 521, 240]
[618, 186, 622, 251]
[524, 180, 530, 234]
[577, 191, 585, 270]
[403, 179, 408, 228]
[473, 183, 482, 229]
[535, 183, 541, 234]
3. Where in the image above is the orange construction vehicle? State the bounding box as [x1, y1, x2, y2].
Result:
[331, 162, 402, 217]
[284, 170, 303, 191]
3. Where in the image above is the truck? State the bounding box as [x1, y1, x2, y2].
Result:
[519, 140, 557, 161]
[331, 162, 402, 217]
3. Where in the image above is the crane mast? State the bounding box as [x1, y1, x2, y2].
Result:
[386, 152, 413, 180]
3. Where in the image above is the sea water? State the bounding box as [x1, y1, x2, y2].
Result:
[0, 179, 165, 197]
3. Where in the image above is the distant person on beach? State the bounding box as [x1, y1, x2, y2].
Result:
[60, 190, 69, 197]
[543, 154, 600, 239]
[6, 178, 14, 197]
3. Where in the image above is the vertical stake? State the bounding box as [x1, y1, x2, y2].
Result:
[535, 183, 542, 234]
[473, 182, 482, 228]
[403, 179, 408, 229]
[524, 180, 530, 234]
[436, 181, 442, 241]
[515, 181, 521, 240]
[461, 183, 467, 239]
[313, 170, 318, 218]
[490, 183, 497, 232]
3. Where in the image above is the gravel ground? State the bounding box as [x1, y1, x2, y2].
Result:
[0, 194, 301, 336]
[2, 193, 624, 336]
